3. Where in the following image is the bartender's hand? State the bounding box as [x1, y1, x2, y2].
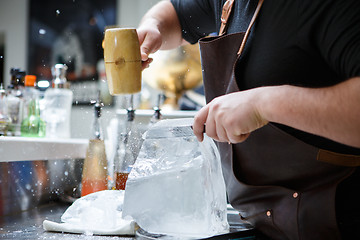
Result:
[137, 0, 187, 70]
[137, 22, 162, 70]
[193, 89, 269, 143]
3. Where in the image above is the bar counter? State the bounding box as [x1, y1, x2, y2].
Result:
[0, 202, 260, 240]
[0, 136, 88, 162]
[0, 201, 133, 240]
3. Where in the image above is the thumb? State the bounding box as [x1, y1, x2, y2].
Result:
[140, 45, 152, 61]
[193, 105, 209, 142]
[138, 30, 162, 61]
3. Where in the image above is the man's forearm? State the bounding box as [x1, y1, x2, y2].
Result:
[139, 0, 185, 50]
[259, 77, 360, 148]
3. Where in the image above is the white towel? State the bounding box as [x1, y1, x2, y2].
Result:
[43, 190, 136, 236]
[43, 219, 136, 235]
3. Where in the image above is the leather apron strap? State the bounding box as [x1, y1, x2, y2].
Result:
[219, 0, 264, 55]
[219, 0, 235, 35]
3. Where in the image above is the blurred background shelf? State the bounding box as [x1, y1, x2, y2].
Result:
[0, 136, 88, 162]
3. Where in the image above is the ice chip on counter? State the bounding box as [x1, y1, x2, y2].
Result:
[123, 118, 229, 238]
[43, 190, 137, 235]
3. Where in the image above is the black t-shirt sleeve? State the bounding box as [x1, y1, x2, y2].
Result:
[170, 0, 218, 44]
[303, 0, 360, 79]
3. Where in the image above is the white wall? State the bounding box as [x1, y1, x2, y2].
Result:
[117, 0, 160, 28]
[0, 0, 28, 87]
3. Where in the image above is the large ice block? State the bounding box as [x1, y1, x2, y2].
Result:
[123, 118, 229, 238]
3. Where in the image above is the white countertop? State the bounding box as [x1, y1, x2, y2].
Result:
[0, 136, 88, 162]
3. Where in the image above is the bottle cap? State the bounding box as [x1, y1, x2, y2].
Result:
[94, 91, 102, 118]
[51, 64, 68, 88]
[16, 71, 26, 86]
[25, 75, 37, 87]
[9, 68, 21, 88]
[10, 68, 20, 75]
[0, 84, 6, 97]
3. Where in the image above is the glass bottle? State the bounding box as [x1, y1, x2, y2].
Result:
[0, 84, 11, 136]
[43, 64, 73, 138]
[20, 75, 46, 137]
[81, 94, 108, 196]
[7, 69, 25, 136]
[113, 95, 139, 190]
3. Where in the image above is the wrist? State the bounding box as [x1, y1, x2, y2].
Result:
[255, 85, 284, 124]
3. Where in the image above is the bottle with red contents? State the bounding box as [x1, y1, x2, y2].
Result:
[113, 95, 137, 190]
[81, 92, 108, 196]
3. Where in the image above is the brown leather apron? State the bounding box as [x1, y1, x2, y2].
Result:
[198, 0, 360, 239]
